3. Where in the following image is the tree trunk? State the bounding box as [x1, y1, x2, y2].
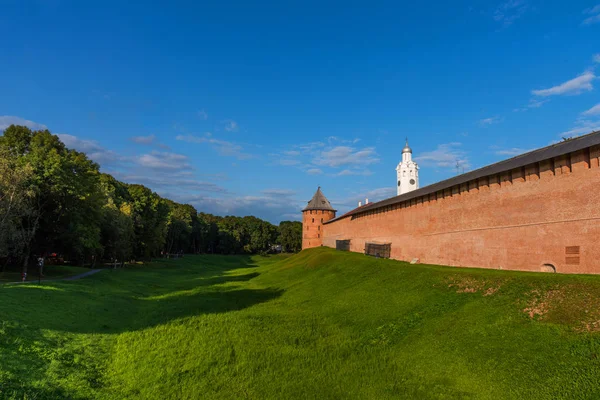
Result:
[22, 253, 29, 275]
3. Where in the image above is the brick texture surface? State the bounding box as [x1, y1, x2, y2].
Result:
[302, 210, 336, 249]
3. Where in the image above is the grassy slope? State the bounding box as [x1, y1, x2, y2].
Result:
[2, 248, 600, 399]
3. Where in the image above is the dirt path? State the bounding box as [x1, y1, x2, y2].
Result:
[1, 269, 104, 285]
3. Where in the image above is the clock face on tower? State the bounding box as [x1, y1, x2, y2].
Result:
[410, 179, 416, 185]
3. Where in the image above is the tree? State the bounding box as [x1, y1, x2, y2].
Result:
[278, 221, 302, 253]
[128, 185, 169, 259]
[0, 124, 287, 272]
[0, 148, 33, 267]
[164, 202, 196, 255]
[0, 125, 103, 270]
[99, 174, 134, 263]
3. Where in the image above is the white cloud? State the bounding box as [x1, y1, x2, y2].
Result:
[115, 173, 226, 193]
[137, 151, 192, 170]
[514, 98, 550, 112]
[130, 135, 156, 145]
[168, 189, 303, 223]
[479, 116, 502, 126]
[313, 146, 379, 168]
[559, 119, 600, 138]
[593, 54, 600, 63]
[494, 0, 530, 27]
[416, 142, 471, 170]
[582, 4, 600, 25]
[0, 116, 47, 131]
[327, 136, 361, 144]
[532, 71, 595, 97]
[336, 169, 373, 176]
[582, 103, 600, 116]
[223, 120, 239, 132]
[333, 187, 397, 209]
[493, 147, 531, 156]
[272, 139, 378, 176]
[58, 134, 123, 165]
[175, 134, 254, 160]
[197, 109, 208, 120]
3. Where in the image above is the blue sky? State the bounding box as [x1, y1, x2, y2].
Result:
[1, 0, 599, 223]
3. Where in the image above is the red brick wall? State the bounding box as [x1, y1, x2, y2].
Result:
[303, 210, 336, 249]
[322, 146, 600, 274]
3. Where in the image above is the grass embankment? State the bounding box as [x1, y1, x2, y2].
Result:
[2, 248, 600, 399]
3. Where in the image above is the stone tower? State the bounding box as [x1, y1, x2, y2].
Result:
[396, 139, 419, 196]
[302, 187, 336, 250]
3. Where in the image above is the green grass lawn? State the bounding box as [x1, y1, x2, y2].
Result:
[2, 248, 600, 399]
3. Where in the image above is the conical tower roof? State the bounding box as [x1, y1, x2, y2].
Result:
[303, 187, 336, 211]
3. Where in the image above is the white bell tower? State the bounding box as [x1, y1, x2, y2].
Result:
[396, 138, 419, 196]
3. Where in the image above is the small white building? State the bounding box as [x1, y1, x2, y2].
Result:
[396, 139, 419, 196]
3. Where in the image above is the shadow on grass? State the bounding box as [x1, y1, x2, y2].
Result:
[0, 255, 283, 398]
[0, 255, 283, 335]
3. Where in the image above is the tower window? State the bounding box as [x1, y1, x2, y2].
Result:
[312, 218, 314, 223]
[321, 218, 323, 223]
[318, 234, 320, 238]
[398, 181, 401, 187]
[318, 225, 320, 231]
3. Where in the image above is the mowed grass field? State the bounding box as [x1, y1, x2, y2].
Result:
[2, 248, 600, 399]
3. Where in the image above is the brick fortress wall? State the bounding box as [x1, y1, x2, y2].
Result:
[322, 145, 600, 274]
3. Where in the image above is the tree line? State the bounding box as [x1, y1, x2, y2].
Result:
[0, 125, 302, 273]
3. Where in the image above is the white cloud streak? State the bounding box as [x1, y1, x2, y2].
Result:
[130, 135, 156, 145]
[493, 0, 530, 27]
[223, 120, 239, 132]
[176, 134, 254, 160]
[479, 116, 503, 126]
[559, 119, 600, 138]
[416, 142, 471, 170]
[582, 103, 600, 116]
[0, 116, 47, 131]
[336, 169, 373, 176]
[137, 151, 192, 170]
[58, 134, 124, 165]
[493, 147, 531, 156]
[532, 71, 595, 97]
[313, 146, 379, 168]
[582, 4, 600, 25]
[514, 98, 549, 112]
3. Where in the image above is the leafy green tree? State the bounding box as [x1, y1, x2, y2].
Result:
[99, 174, 134, 263]
[128, 185, 169, 259]
[278, 221, 302, 253]
[0, 148, 34, 265]
[0, 125, 103, 270]
[165, 201, 197, 255]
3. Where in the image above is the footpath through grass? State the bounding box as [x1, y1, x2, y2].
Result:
[2, 247, 600, 399]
